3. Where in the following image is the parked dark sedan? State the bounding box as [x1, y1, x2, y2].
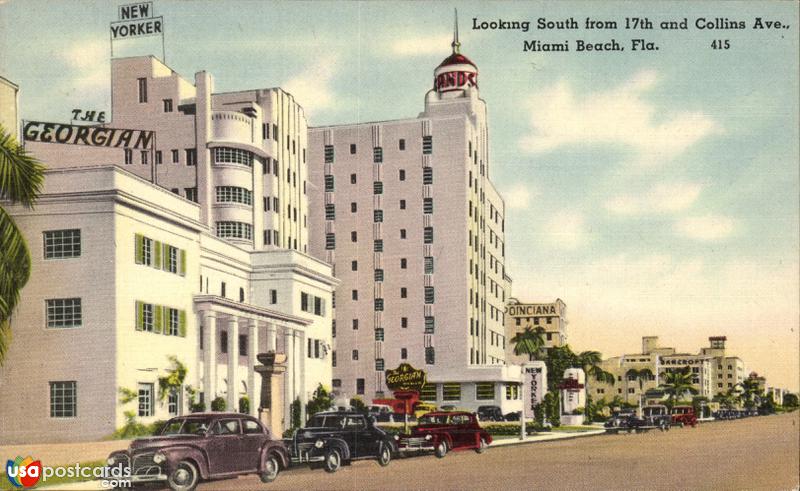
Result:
[287, 411, 396, 473]
[476, 405, 504, 422]
[106, 413, 288, 491]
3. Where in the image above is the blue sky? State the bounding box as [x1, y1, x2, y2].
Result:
[2, 0, 798, 390]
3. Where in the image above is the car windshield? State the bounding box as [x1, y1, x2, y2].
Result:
[161, 418, 211, 435]
[418, 414, 450, 425]
[307, 414, 346, 428]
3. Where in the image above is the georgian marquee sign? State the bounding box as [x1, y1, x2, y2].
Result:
[22, 121, 154, 150]
[385, 363, 427, 392]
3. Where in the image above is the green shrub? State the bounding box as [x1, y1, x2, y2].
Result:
[211, 396, 227, 411]
[190, 401, 206, 413]
[239, 396, 250, 414]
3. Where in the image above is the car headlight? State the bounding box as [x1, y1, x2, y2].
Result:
[152, 452, 166, 464]
[107, 456, 117, 466]
[394, 435, 399, 441]
[425, 434, 432, 441]
[314, 439, 324, 449]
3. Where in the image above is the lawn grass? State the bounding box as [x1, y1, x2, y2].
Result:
[0, 459, 106, 490]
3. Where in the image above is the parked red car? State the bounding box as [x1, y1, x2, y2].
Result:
[106, 413, 288, 491]
[395, 411, 491, 458]
[671, 406, 698, 427]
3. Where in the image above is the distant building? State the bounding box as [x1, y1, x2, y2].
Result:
[0, 76, 19, 136]
[505, 298, 567, 364]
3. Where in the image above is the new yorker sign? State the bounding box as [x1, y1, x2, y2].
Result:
[23, 121, 154, 150]
[111, 2, 163, 40]
[385, 364, 426, 392]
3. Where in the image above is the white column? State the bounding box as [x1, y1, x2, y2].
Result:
[283, 328, 294, 427]
[202, 312, 217, 404]
[266, 323, 277, 352]
[248, 320, 259, 417]
[227, 317, 239, 412]
[295, 330, 306, 423]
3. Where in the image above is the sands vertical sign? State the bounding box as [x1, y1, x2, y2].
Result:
[110, 2, 165, 59]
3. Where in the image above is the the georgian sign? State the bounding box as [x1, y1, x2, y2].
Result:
[385, 363, 426, 392]
[23, 121, 154, 150]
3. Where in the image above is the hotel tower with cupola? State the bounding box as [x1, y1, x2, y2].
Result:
[308, 18, 521, 413]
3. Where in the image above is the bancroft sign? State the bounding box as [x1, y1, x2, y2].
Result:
[385, 364, 426, 392]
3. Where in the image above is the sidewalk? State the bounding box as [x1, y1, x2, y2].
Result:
[491, 428, 606, 447]
[0, 439, 131, 467]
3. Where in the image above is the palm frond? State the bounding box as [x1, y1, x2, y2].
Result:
[0, 125, 46, 208]
[0, 207, 32, 319]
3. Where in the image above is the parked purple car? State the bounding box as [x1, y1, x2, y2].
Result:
[106, 413, 288, 491]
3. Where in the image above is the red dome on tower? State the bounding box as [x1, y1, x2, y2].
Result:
[438, 52, 476, 68]
[432, 9, 479, 94]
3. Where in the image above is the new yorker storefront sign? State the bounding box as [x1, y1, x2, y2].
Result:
[23, 121, 154, 150]
[385, 364, 426, 392]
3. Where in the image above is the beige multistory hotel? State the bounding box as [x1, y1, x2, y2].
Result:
[504, 298, 568, 365]
[307, 30, 523, 413]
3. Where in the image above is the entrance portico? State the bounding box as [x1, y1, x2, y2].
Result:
[194, 295, 311, 432]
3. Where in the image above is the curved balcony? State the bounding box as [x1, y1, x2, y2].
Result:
[211, 111, 254, 145]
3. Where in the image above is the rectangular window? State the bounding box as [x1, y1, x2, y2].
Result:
[400, 258, 407, 269]
[400, 287, 407, 298]
[401, 317, 408, 328]
[356, 378, 365, 395]
[185, 187, 197, 202]
[324, 175, 334, 191]
[423, 198, 433, 214]
[374, 328, 384, 341]
[141, 150, 148, 165]
[400, 229, 406, 239]
[374, 269, 384, 282]
[216, 222, 252, 240]
[373, 209, 383, 222]
[351, 231, 357, 242]
[137, 78, 147, 103]
[220, 330, 228, 353]
[168, 390, 179, 416]
[332, 352, 337, 367]
[352, 319, 359, 330]
[374, 240, 383, 252]
[375, 359, 385, 371]
[163, 99, 173, 112]
[424, 256, 434, 274]
[138, 383, 154, 417]
[351, 290, 358, 301]
[423, 167, 433, 184]
[425, 316, 435, 334]
[171, 149, 179, 163]
[422, 135, 433, 154]
[325, 204, 336, 220]
[44, 229, 81, 259]
[167, 307, 179, 336]
[124, 149, 133, 165]
[350, 173, 357, 184]
[399, 139, 406, 151]
[350, 143, 356, 154]
[399, 169, 406, 181]
[50, 381, 77, 418]
[351, 202, 357, 213]
[155, 150, 162, 164]
[373, 147, 383, 163]
[185, 149, 197, 166]
[399, 199, 406, 210]
[270, 289, 277, 304]
[46, 298, 82, 328]
[373, 181, 383, 194]
[424, 227, 434, 244]
[324, 145, 334, 163]
[239, 334, 248, 356]
[301, 292, 310, 312]
[425, 347, 436, 365]
[314, 297, 324, 316]
[325, 233, 335, 250]
[505, 384, 519, 401]
[352, 350, 359, 361]
[216, 186, 253, 205]
[419, 384, 436, 402]
[374, 298, 384, 311]
[476, 382, 495, 400]
[442, 382, 460, 400]
[424, 287, 435, 304]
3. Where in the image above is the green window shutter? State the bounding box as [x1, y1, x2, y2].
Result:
[153, 240, 162, 270]
[163, 307, 171, 335]
[179, 310, 187, 337]
[153, 304, 163, 334]
[135, 234, 144, 264]
[179, 249, 186, 276]
[135, 301, 143, 331]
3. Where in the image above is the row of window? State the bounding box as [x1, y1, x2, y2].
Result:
[324, 227, 433, 250]
[323, 137, 432, 164]
[216, 221, 253, 240]
[213, 147, 253, 167]
[216, 186, 252, 205]
[134, 301, 187, 337]
[124, 148, 196, 166]
[323, 168, 433, 193]
[339, 346, 436, 366]
[135, 234, 187, 276]
[300, 292, 326, 316]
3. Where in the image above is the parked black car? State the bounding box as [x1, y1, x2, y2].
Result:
[503, 411, 522, 421]
[286, 411, 396, 473]
[476, 405, 504, 422]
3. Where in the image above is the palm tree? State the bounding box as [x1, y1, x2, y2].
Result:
[510, 326, 546, 361]
[713, 388, 740, 409]
[735, 377, 762, 409]
[659, 368, 698, 407]
[625, 368, 654, 404]
[577, 350, 616, 386]
[0, 125, 45, 365]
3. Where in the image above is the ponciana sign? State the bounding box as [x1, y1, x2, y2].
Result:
[22, 121, 154, 150]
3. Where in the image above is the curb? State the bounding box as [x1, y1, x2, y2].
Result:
[489, 429, 606, 448]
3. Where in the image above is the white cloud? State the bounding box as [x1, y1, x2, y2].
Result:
[545, 211, 592, 250]
[504, 183, 536, 210]
[605, 182, 703, 215]
[389, 33, 452, 57]
[60, 40, 109, 92]
[519, 70, 721, 166]
[283, 56, 340, 115]
[674, 214, 736, 241]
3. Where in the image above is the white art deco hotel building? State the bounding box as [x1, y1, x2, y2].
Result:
[0, 56, 337, 443]
[308, 32, 522, 413]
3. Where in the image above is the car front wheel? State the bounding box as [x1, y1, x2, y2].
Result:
[260, 455, 280, 483]
[167, 461, 199, 491]
[434, 441, 448, 459]
[324, 449, 341, 473]
[377, 444, 392, 466]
